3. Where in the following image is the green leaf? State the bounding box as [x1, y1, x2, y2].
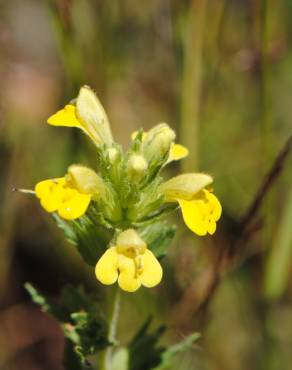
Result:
[128, 317, 200, 370]
[128, 317, 166, 370]
[139, 222, 176, 258]
[70, 311, 109, 358]
[63, 340, 93, 370]
[134, 204, 178, 228]
[24, 282, 51, 311]
[53, 212, 113, 266]
[153, 332, 201, 370]
[25, 283, 109, 366]
[24, 282, 63, 318]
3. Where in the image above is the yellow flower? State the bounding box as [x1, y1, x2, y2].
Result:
[95, 229, 163, 292]
[159, 173, 222, 236]
[35, 177, 91, 220]
[178, 189, 222, 236]
[131, 129, 188, 163]
[47, 86, 113, 146]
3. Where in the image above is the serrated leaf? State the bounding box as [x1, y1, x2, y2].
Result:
[24, 282, 51, 311]
[24, 282, 63, 318]
[128, 317, 166, 370]
[25, 283, 109, 365]
[63, 340, 93, 370]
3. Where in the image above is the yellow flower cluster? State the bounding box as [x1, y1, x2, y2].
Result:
[31, 85, 222, 292]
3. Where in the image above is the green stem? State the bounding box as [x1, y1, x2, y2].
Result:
[100, 287, 121, 370]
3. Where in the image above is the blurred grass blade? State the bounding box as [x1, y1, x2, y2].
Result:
[46, 0, 84, 88]
[181, 0, 207, 171]
[264, 187, 292, 300]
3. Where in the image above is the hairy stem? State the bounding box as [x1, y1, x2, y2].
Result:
[100, 287, 121, 370]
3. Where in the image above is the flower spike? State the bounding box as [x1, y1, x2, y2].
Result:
[26, 84, 222, 294]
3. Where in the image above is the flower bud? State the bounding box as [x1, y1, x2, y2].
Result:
[127, 154, 148, 182]
[142, 123, 175, 164]
[76, 86, 113, 146]
[107, 147, 119, 164]
[116, 229, 147, 255]
[67, 164, 105, 197]
[159, 173, 213, 202]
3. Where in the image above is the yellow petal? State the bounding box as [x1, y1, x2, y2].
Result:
[207, 218, 216, 235]
[35, 178, 64, 198]
[117, 255, 141, 292]
[168, 144, 189, 162]
[205, 190, 222, 221]
[35, 179, 53, 199]
[47, 105, 82, 129]
[118, 273, 141, 292]
[35, 178, 64, 213]
[57, 191, 91, 220]
[40, 189, 63, 212]
[140, 250, 163, 288]
[178, 198, 209, 236]
[95, 247, 119, 285]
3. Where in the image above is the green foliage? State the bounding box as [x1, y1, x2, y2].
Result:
[25, 282, 200, 370]
[128, 317, 200, 370]
[25, 283, 109, 367]
[128, 317, 166, 370]
[71, 311, 108, 360]
[24, 282, 54, 313]
[153, 332, 201, 370]
[53, 212, 114, 266]
[63, 341, 92, 370]
[139, 222, 176, 258]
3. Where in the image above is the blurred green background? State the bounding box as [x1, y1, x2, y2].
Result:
[0, 1, 292, 369]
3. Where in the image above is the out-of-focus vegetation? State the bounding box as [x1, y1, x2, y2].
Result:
[0, 1, 291, 369]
